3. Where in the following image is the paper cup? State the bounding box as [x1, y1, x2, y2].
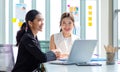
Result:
[106, 52, 115, 65]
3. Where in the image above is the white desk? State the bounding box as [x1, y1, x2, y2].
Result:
[44, 61, 120, 72]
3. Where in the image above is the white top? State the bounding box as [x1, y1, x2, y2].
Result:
[54, 32, 79, 54]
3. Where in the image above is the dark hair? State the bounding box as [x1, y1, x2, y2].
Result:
[16, 22, 26, 46]
[16, 10, 40, 46]
[60, 12, 75, 32]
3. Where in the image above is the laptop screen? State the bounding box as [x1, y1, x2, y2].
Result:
[68, 40, 97, 63]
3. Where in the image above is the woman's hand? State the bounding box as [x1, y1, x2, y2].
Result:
[59, 53, 69, 59]
[51, 49, 61, 58]
[51, 49, 69, 59]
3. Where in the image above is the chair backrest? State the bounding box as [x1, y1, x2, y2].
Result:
[39, 40, 50, 53]
[0, 44, 14, 72]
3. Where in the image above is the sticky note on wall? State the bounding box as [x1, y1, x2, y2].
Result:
[88, 22, 92, 26]
[88, 11, 92, 15]
[18, 22, 23, 27]
[12, 18, 17, 23]
[88, 17, 92, 21]
[76, 7, 79, 11]
[67, 4, 70, 7]
[73, 7, 76, 11]
[88, 6, 92, 9]
[69, 7, 73, 12]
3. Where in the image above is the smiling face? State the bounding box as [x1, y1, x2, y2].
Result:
[61, 17, 74, 34]
[60, 12, 75, 34]
[29, 14, 44, 32]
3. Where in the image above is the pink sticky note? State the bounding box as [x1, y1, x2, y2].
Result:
[118, 61, 120, 64]
[67, 5, 70, 7]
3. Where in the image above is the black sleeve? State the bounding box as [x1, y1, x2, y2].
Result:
[45, 51, 57, 61]
[22, 35, 57, 63]
[22, 36, 47, 63]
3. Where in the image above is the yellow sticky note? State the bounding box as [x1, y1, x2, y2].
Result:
[18, 22, 23, 27]
[88, 11, 92, 15]
[88, 22, 92, 26]
[12, 18, 17, 23]
[88, 6, 92, 9]
[73, 7, 76, 11]
[88, 17, 92, 21]
[69, 7, 73, 12]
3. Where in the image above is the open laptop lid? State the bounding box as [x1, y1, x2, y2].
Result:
[68, 40, 97, 63]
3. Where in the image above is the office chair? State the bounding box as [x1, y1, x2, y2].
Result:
[0, 44, 14, 72]
[37, 40, 50, 72]
[39, 40, 50, 53]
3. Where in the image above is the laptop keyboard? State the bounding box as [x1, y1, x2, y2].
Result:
[49, 61, 75, 65]
[49, 61, 102, 66]
[76, 62, 102, 66]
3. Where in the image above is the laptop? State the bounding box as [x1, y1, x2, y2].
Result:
[49, 40, 100, 65]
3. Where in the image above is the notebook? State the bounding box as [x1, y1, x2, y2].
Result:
[49, 40, 100, 65]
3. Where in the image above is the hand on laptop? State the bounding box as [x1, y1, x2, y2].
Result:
[51, 49, 68, 59]
[51, 49, 61, 58]
[59, 53, 68, 59]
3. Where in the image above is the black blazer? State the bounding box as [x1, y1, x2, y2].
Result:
[12, 29, 56, 72]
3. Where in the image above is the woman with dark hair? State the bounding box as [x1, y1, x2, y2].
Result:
[12, 10, 58, 72]
[50, 12, 79, 58]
